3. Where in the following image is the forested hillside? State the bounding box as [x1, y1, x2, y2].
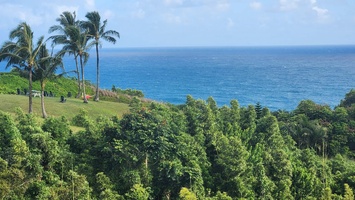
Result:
[1, 90, 355, 199]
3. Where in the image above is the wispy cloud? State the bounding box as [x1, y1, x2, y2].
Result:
[310, 0, 329, 21]
[312, 6, 328, 18]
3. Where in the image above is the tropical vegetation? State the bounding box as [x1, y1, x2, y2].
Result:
[0, 90, 355, 199]
[0, 10, 119, 115]
[1, 10, 355, 200]
[0, 22, 45, 114]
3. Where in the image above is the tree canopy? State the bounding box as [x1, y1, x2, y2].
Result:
[0, 91, 355, 199]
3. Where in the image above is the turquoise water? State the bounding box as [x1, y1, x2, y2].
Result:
[3, 45, 355, 110]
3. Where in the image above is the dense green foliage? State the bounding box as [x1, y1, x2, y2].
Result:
[0, 72, 144, 104]
[1, 91, 355, 199]
[0, 71, 92, 97]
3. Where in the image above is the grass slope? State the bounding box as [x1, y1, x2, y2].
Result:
[0, 94, 130, 119]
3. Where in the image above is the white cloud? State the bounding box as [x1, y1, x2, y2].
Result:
[309, 0, 329, 21]
[312, 6, 328, 19]
[250, 2, 262, 11]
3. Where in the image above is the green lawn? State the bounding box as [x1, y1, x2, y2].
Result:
[0, 94, 130, 119]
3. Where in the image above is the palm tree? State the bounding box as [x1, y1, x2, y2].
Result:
[60, 26, 91, 103]
[49, 11, 82, 98]
[0, 22, 44, 113]
[82, 11, 120, 101]
[34, 45, 64, 118]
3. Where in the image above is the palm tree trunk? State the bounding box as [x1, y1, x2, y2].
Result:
[40, 81, 47, 118]
[94, 43, 100, 101]
[80, 54, 88, 103]
[75, 55, 81, 98]
[28, 66, 33, 113]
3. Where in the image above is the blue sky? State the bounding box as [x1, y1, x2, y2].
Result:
[0, 0, 354, 47]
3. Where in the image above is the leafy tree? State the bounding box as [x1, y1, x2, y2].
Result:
[0, 22, 45, 113]
[82, 11, 120, 102]
[343, 183, 354, 200]
[291, 149, 323, 199]
[66, 170, 92, 200]
[175, 133, 207, 199]
[295, 100, 332, 121]
[255, 115, 293, 199]
[179, 187, 197, 200]
[41, 116, 71, 146]
[321, 187, 332, 200]
[29, 131, 62, 171]
[0, 111, 21, 160]
[207, 96, 219, 116]
[339, 89, 355, 107]
[215, 135, 253, 198]
[330, 121, 350, 156]
[252, 161, 275, 199]
[206, 191, 233, 200]
[125, 184, 150, 200]
[229, 99, 242, 135]
[24, 180, 51, 199]
[240, 105, 257, 132]
[96, 172, 123, 200]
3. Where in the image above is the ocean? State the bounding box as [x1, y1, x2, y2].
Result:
[4, 45, 355, 111]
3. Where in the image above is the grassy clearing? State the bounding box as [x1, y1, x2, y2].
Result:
[0, 94, 130, 120]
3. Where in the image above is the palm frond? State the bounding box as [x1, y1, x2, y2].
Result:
[48, 25, 64, 34]
[99, 20, 108, 35]
[102, 35, 118, 44]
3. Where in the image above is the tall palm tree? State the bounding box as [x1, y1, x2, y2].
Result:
[49, 11, 82, 98]
[82, 11, 120, 101]
[0, 22, 44, 113]
[34, 45, 64, 118]
[60, 26, 91, 103]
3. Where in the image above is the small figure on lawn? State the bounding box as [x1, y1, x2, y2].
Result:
[60, 96, 66, 103]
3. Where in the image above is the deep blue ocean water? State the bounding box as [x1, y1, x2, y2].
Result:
[3, 45, 355, 111]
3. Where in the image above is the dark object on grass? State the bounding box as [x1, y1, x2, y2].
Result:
[17, 88, 20, 95]
[68, 92, 72, 98]
[24, 88, 27, 95]
[60, 96, 66, 103]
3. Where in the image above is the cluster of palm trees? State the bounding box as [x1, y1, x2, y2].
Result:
[0, 11, 120, 118]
